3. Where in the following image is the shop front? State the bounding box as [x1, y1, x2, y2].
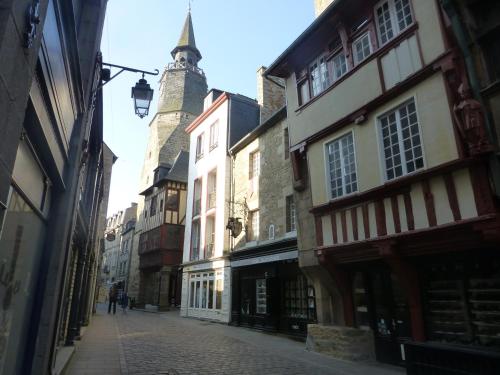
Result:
[320, 248, 500, 372]
[181, 258, 231, 323]
[230, 242, 316, 337]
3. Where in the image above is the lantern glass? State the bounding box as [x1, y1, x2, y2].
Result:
[131, 78, 154, 118]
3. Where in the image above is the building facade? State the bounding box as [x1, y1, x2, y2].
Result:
[102, 204, 137, 286]
[267, 0, 500, 370]
[227, 69, 317, 336]
[181, 90, 260, 323]
[0, 0, 109, 373]
[138, 151, 188, 309]
[130, 11, 208, 310]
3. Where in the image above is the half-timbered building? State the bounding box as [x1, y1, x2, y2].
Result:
[138, 151, 189, 309]
[267, 0, 500, 371]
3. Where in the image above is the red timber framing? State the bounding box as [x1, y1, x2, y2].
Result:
[312, 156, 500, 277]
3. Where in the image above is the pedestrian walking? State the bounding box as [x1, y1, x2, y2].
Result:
[108, 284, 117, 314]
[120, 290, 128, 314]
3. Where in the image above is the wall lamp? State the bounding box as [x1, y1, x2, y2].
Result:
[100, 62, 159, 119]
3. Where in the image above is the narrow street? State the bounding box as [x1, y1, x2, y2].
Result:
[64, 304, 402, 375]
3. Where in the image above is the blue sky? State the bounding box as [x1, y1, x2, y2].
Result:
[102, 0, 314, 216]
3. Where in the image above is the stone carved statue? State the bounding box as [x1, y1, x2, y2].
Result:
[453, 83, 493, 155]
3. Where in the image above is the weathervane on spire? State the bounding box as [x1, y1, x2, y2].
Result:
[188, 0, 192, 13]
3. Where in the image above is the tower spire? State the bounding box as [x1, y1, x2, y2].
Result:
[171, 11, 201, 61]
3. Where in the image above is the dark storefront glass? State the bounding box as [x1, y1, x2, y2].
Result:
[423, 257, 500, 349]
[0, 138, 50, 374]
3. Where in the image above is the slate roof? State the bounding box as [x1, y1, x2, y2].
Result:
[171, 11, 201, 59]
[163, 150, 189, 184]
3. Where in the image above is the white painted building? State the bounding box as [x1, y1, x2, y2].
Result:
[181, 90, 260, 322]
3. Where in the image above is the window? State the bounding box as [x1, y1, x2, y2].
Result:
[353, 33, 372, 65]
[326, 132, 357, 199]
[249, 151, 260, 179]
[216, 278, 222, 310]
[207, 170, 217, 210]
[284, 275, 310, 319]
[189, 272, 221, 310]
[256, 279, 267, 314]
[379, 99, 423, 180]
[166, 189, 179, 211]
[332, 52, 348, 81]
[310, 55, 329, 97]
[375, 0, 413, 46]
[150, 195, 157, 216]
[298, 79, 310, 105]
[284, 128, 290, 160]
[286, 195, 296, 233]
[193, 179, 202, 216]
[209, 121, 218, 150]
[205, 215, 215, 258]
[195, 133, 204, 160]
[481, 28, 500, 83]
[190, 220, 201, 260]
[249, 210, 259, 241]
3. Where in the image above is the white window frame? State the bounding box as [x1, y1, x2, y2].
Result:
[353, 32, 373, 65]
[195, 132, 204, 160]
[297, 77, 310, 106]
[377, 97, 425, 182]
[249, 210, 259, 241]
[249, 151, 260, 179]
[331, 51, 348, 81]
[324, 131, 358, 200]
[209, 121, 219, 150]
[188, 272, 222, 311]
[309, 55, 330, 97]
[375, 0, 414, 46]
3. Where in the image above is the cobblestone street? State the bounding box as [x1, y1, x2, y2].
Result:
[64, 304, 403, 375]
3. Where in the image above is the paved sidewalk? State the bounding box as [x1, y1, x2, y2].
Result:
[65, 304, 404, 375]
[64, 305, 123, 374]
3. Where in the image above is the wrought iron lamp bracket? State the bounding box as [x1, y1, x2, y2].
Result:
[99, 62, 159, 89]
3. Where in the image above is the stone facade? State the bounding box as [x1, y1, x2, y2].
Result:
[306, 324, 375, 362]
[102, 204, 137, 286]
[232, 116, 293, 247]
[256, 67, 285, 124]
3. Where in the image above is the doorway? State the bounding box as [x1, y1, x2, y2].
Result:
[369, 270, 412, 365]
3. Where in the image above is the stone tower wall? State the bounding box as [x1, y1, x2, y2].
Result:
[157, 68, 207, 115]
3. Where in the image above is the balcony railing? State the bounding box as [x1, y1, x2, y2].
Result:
[166, 61, 205, 76]
[207, 191, 216, 210]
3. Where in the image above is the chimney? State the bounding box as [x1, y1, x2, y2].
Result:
[256, 66, 285, 124]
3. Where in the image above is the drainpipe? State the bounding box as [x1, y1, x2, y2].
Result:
[441, 0, 500, 195]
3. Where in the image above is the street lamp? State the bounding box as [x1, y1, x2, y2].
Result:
[100, 62, 159, 119]
[131, 75, 154, 118]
